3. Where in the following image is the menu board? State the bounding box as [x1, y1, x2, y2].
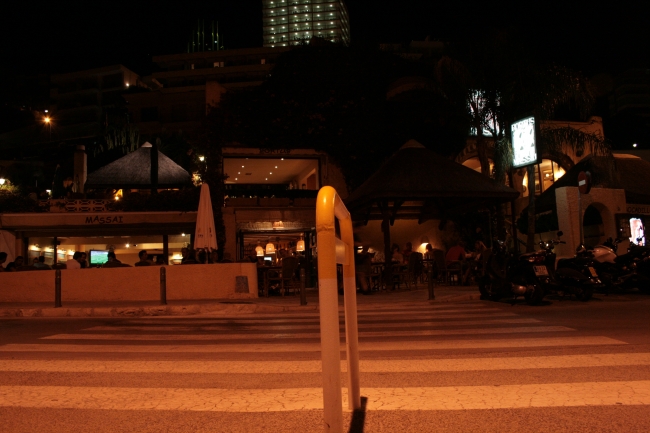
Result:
[511, 116, 538, 168]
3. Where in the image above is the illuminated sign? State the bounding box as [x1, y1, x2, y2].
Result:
[510, 116, 538, 168]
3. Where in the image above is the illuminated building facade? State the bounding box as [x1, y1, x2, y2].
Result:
[262, 0, 350, 47]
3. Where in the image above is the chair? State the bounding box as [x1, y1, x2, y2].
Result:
[267, 257, 300, 296]
[370, 263, 384, 290]
[431, 249, 462, 285]
[391, 262, 410, 290]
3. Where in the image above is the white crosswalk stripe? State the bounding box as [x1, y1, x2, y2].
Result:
[0, 301, 645, 417]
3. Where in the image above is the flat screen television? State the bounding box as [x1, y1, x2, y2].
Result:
[89, 250, 109, 266]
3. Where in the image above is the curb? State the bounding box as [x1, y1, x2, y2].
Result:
[0, 293, 477, 318]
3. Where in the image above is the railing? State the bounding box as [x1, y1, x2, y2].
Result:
[315, 186, 361, 432]
[40, 199, 111, 212]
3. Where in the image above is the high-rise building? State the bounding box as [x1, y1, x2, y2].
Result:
[262, 0, 350, 47]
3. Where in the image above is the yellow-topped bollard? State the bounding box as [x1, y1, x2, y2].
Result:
[316, 186, 361, 433]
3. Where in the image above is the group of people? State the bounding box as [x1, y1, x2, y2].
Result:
[0, 252, 24, 272]
[0, 247, 234, 271]
[390, 242, 414, 264]
[443, 240, 487, 285]
[0, 252, 60, 271]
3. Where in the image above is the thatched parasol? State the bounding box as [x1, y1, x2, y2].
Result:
[86, 142, 191, 190]
[345, 139, 519, 283]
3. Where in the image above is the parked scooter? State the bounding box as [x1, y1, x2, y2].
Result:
[550, 232, 603, 301]
[590, 237, 650, 293]
[478, 239, 547, 305]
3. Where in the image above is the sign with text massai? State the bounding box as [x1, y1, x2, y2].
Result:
[510, 116, 538, 168]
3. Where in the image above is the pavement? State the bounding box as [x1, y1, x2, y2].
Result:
[0, 283, 480, 318]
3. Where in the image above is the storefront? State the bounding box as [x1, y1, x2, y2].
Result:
[0, 210, 197, 267]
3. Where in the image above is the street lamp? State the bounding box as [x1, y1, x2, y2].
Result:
[43, 115, 52, 140]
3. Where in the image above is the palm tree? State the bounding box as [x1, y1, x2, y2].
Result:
[436, 32, 611, 251]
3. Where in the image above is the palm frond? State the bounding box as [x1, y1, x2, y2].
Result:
[539, 126, 611, 160]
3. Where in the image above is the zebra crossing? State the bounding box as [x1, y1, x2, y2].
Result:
[0, 301, 649, 425]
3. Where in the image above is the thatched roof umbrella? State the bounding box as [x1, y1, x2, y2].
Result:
[345, 139, 519, 284]
[86, 142, 191, 190]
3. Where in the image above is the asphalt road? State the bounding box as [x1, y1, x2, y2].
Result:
[1, 292, 649, 432]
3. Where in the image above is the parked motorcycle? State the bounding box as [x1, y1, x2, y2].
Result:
[549, 232, 603, 301]
[478, 240, 547, 305]
[590, 237, 650, 293]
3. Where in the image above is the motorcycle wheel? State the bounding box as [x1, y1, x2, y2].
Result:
[575, 286, 593, 302]
[479, 279, 502, 301]
[636, 275, 650, 294]
[524, 285, 545, 305]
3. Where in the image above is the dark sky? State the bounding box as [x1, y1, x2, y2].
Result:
[1, 1, 647, 78]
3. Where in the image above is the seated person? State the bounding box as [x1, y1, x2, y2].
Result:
[5, 255, 24, 271]
[445, 241, 467, 267]
[181, 249, 198, 264]
[355, 245, 373, 294]
[402, 242, 413, 262]
[103, 251, 124, 267]
[424, 243, 434, 260]
[66, 252, 83, 270]
[472, 241, 487, 261]
[134, 250, 152, 266]
[33, 256, 51, 269]
[391, 244, 404, 264]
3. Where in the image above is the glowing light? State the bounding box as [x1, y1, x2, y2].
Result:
[255, 243, 265, 257]
[199, 156, 205, 162]
[265, 240, 276, 254]
[43, 116, 51, 123]
[296, 236, 305, 252]
[126, 243, 130, 248]
[0, 178, 5, 185]
[633, 143, 638, 148]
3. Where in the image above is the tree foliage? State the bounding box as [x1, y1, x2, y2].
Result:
[202, 44, 468, 190]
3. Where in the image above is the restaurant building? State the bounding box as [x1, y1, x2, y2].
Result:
[0, 143, 196, 267]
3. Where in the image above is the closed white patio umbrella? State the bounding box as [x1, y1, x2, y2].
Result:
[194, 183, 218, 258]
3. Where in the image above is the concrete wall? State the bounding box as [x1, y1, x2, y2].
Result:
[554, 186, 627, 259]
[0, 263, 258, 303]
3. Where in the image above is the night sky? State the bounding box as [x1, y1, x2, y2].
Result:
[1, 1, 647, 77]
